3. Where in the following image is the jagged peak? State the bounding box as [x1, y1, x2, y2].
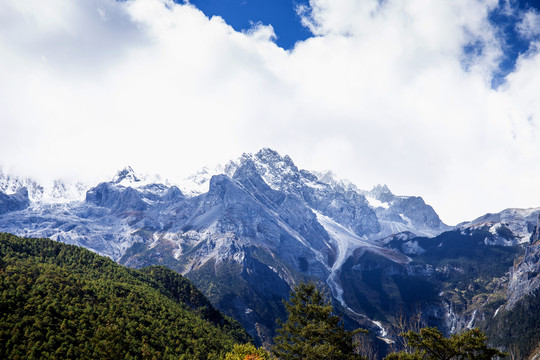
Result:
[240, 148, 297, 171]
[370, 184, 392, 194]
[262, 149, 296, 168]
[314, 170, 337, 184]
[112, 166, 140, 185]
[221, 149, 300, 190]
[366, 184, 395, 205]
[313, 170, 358, 192]
[255, 147, 281, 159]
[231, 157, 259, 178]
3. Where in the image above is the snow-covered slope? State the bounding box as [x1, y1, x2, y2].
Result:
[180, 148, 449, 240]
[176, 165, 224, 197]
[0, 148, 492, 345]
[458, 207, 540, 245]
[315, 210, 410, 307]
[0, 169, 88, 203]
[3, 149, 540, 349]
[0, 149, 449, 292]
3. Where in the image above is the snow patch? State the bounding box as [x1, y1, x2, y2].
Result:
[489, 223, 502, 235]
[402, 240, 425, 255]
[493, 305, 503, 317]
[366, 195, 389, 209]
[467, 310, 478, 329]
[371, 320, 393, 342]
[178, 165, 224, 197]
[314, 211, 409, 310]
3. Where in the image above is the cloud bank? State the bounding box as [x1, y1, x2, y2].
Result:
[1, 0, 540, 224]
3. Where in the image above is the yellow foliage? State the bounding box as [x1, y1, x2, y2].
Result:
[224, 343, 272, 360]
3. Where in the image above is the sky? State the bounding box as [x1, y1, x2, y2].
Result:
[1, 0, 540, 225]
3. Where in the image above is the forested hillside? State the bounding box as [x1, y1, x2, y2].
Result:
[483, 290, 540, 359]
[0, 233, 249, 359]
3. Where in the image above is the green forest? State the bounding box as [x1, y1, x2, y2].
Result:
[0, 233, 513, 359]
[0, 233, 249, 359]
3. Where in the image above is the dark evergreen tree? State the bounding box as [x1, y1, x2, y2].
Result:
[385, 327, 506, 360]
[272, 282, 365, 360]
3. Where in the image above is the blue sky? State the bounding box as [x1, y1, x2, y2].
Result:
[489, 0, 540, 85]
[186, 0, 312, 49]
[1, 0, 540, 224]
[187, 0, 540, 87]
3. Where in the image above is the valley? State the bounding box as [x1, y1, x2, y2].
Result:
[1, 148, 540, 357]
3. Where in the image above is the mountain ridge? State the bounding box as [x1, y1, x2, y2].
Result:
[1, 148, 539, 350]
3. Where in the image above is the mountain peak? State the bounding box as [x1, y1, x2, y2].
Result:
[255, 147, 280, 159]
[222, 148, 300, 192]
[112, 166, 140, 185]
[254, 148, 297, 169]
[313, 170, 358, 192]
[370, 184, 392, 194]
[368, 184, 395, 204]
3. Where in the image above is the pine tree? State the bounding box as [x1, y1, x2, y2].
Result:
[272, 282, 366, 360]
[385, 327, 506, 360]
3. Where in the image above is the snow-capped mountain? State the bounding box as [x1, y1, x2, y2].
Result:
[1, 148, 538, 347]
[177, 148, 448, 240]
[0, 149, 450, 341]
[457, 207, 540, 245]
[0, 169, 88, 203]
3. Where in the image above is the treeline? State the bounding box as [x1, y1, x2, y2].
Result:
[262, 283, 505, 360]
[0, 233, 249, 359]
[0, 233, 509, 359]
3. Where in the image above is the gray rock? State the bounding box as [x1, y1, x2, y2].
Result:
[0, 188, 30, 215]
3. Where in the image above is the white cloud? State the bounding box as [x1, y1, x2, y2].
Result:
[517, 9, 540, 39]
[0, 0, 540, 224]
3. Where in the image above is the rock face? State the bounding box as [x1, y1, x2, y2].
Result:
[367, 185, 449, 237]
[507, 243, 540, 310]
[1, 148, 539, 349]
[0, 188, 30, 215]
[458, 207, 540, 245]
[506, 214, 540, 310]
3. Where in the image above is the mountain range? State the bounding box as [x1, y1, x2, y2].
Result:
[1, 148, 539, 357]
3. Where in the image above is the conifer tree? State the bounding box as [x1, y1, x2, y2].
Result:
[272, 282, 365, 360]
[385, 327, 506, 360]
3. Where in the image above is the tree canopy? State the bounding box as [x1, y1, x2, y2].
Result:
[272, 282, 365, 360]
[0, 233, 249, 359]
[224, 343, 274, 360]
[385, 327, 506, 360]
